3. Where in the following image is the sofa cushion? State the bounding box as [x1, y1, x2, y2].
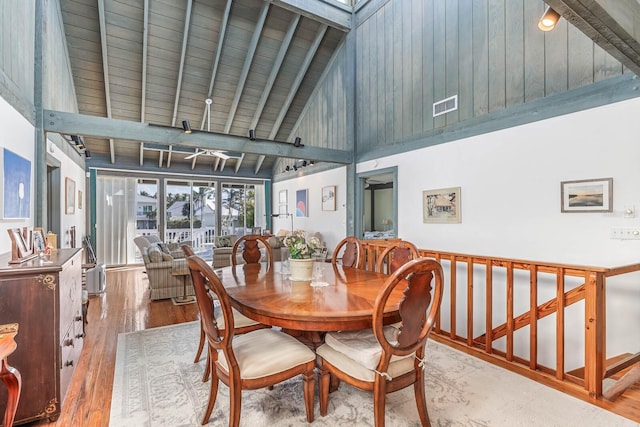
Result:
[156, 242, 170, 254]
[161, 252, 173, 261]
[147, 245, 164, 263]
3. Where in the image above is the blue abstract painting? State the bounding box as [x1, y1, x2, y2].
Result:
[296, 189, 307, 217]
[3, 148, 31, 219]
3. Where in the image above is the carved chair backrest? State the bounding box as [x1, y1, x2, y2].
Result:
[232, 234, 273, 270]
[375, 241, 420, 274]
[331, 236, 364, 269]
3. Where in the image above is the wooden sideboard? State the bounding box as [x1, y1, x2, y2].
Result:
[0, 248, 84, 424]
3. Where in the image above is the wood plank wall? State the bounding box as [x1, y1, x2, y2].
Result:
[354, 0, 626, 153]
[0, 0, 35, 115]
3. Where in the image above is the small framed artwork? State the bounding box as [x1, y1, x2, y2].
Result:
[278, 189, 288, 214]
[561, 178, 613, 212]
[422, 187, 461, 223]
[322, 186, 336, 211]
[78, 190, 83, 209]
[296, 189, 308, 217]
[7, 228, 29, 258]
[65, 177, 76, 214]
[32, 227, 46, 253]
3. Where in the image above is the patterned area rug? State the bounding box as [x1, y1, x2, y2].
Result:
[109, 322, 636, 427]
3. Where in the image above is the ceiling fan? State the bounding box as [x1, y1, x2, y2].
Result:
[185, 98, 230, 161]
[185, 149, 230, 160]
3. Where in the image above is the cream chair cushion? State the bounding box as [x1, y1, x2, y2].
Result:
[317, 325, 415, 382]
[217, 329, 315, 380]
[214, 307, 261, 330]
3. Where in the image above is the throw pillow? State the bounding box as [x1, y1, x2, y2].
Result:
[147, 245, 164, 263]
[156, 242, 170, 254]
[161, 252, 173, 261]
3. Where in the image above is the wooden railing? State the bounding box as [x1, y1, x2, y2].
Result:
[361, 240, 640, 400]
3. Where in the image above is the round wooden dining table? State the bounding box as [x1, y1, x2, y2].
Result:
[218, 261, 404, 334]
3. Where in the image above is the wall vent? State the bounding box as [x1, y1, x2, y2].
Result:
[433, 95, 458, 117]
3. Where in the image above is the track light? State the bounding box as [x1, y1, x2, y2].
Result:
[85, 150, 92, 159]
[249, 129, 256, 141]
[538, 6, 560, 31]
[308, 160, 315, 166]
[293, 165, 298, 171]
[302, 160, 307, 167]
[293, 137, 302, 147]
[182, 120, 192, 134]
[285, 165, 291, 172]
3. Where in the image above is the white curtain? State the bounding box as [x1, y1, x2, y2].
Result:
[96, 176, 137, 266]
[253, 183, 266, 229]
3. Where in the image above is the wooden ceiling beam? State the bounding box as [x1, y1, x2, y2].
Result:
[545, 0, 640, 75]
[97, 0, 115, 164]
[269, 0, 351, 31]
[44, 110, 353, 164]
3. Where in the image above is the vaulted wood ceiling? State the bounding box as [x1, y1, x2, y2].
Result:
[56, 0, 640, 176]
[58, 0, 350, 175]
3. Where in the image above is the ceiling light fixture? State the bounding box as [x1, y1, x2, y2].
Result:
[85, 150, 92, 159]
[249, 129, 256, 141]
[538, 6, 560, 31]
[293, 137, 302, 147]
[182, 120, 192, 134]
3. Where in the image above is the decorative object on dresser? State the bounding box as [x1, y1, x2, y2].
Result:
[6, 228, 37, 264]
[0, 249, 84, 424]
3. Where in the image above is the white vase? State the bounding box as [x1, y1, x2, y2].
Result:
[289, 258, 313, 281]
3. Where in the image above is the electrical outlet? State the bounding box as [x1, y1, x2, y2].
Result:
[610, 227, 640, 240]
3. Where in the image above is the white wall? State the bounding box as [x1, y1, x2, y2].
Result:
[357, 97, 640, 370]
[271, 167, 347, 253]
[0, 95, 86, 255]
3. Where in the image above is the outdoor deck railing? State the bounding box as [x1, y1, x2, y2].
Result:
[361, 239, 640, 400]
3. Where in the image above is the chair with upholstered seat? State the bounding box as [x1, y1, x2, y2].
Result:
[375, 240, 421, 274]
[231, 234, 274, 268]
[181, 245, 268, 382]
[316, 258, 444, 427]
[186, 255, 316, 426]
[330, 236, 364, 269]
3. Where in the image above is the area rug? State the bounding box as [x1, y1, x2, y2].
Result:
[109, 322, 637, 427]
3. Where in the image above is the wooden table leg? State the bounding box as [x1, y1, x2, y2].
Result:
[0, 323, 21, 427]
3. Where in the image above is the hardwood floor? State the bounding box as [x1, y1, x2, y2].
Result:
[27, 266, 640, 426]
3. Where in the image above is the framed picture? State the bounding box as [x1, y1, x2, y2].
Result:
[322, 186, 336, 211]
[32, 227, 46, 253]
[422, 187, 461, 223]
[7, 228, 29, 258]
[561, 177, 613, 212]
[296, 189, 308, 217]
[78, 190, 83, 209]
[1, 148, 31, 219]
[66, 177, 76, 214]
[278, 189, 288, 214]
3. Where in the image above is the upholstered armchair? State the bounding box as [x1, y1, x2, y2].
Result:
[134, 236, 194, 300]
[134, 234, 185, 259]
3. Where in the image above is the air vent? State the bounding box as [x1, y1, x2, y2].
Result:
[433, 95, 458, 117]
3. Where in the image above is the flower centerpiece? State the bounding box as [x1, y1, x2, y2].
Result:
[283, 230, 321, 259]
[283, 230, 321, 280]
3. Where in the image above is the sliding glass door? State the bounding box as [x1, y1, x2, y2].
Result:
[165, 180, 216, 259]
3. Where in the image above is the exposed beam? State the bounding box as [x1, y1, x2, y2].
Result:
[44, 110, 353, 164]
[234, 153, 245, 173]
[250, 15, 300, 131]
[269, 24, 328, 139]
[269, 0, 351, 31]
[168, 0, 193, 168]
[254, 155, 266, 174]
[225, 2, 270, 134]
[545, 0, 640, 75]
[200, 0, 233, 130]
[139, 0, 150, 167]
[97, 0, 115, 163]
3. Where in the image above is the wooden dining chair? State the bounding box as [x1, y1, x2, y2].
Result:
[316, 258, 444, 427]
[375, 240, 421, 275]
[181, 245, 268, 382]
[330, 236, 364, 269]
[186, 255, 316, 426]
[231, 234, 274, 269]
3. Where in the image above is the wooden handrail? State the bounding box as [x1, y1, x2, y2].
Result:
[361, 240, 640, 400]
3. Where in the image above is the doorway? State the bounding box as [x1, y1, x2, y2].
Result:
[356, 167, 397, 240]
[46, 155, 61, 237]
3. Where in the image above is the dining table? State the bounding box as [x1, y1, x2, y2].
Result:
[217, 261, 405, 345]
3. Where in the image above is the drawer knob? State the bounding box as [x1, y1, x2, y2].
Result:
[64, 360, 74, 367]
[74, 315, 83, 322]
[64, 338, 74, 347]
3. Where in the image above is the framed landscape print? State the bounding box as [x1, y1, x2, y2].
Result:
[561, 178, 612, 212]
[422, 187, 461, 223]
[66, 177, 76, 215]
[322, 186, 336, 211]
